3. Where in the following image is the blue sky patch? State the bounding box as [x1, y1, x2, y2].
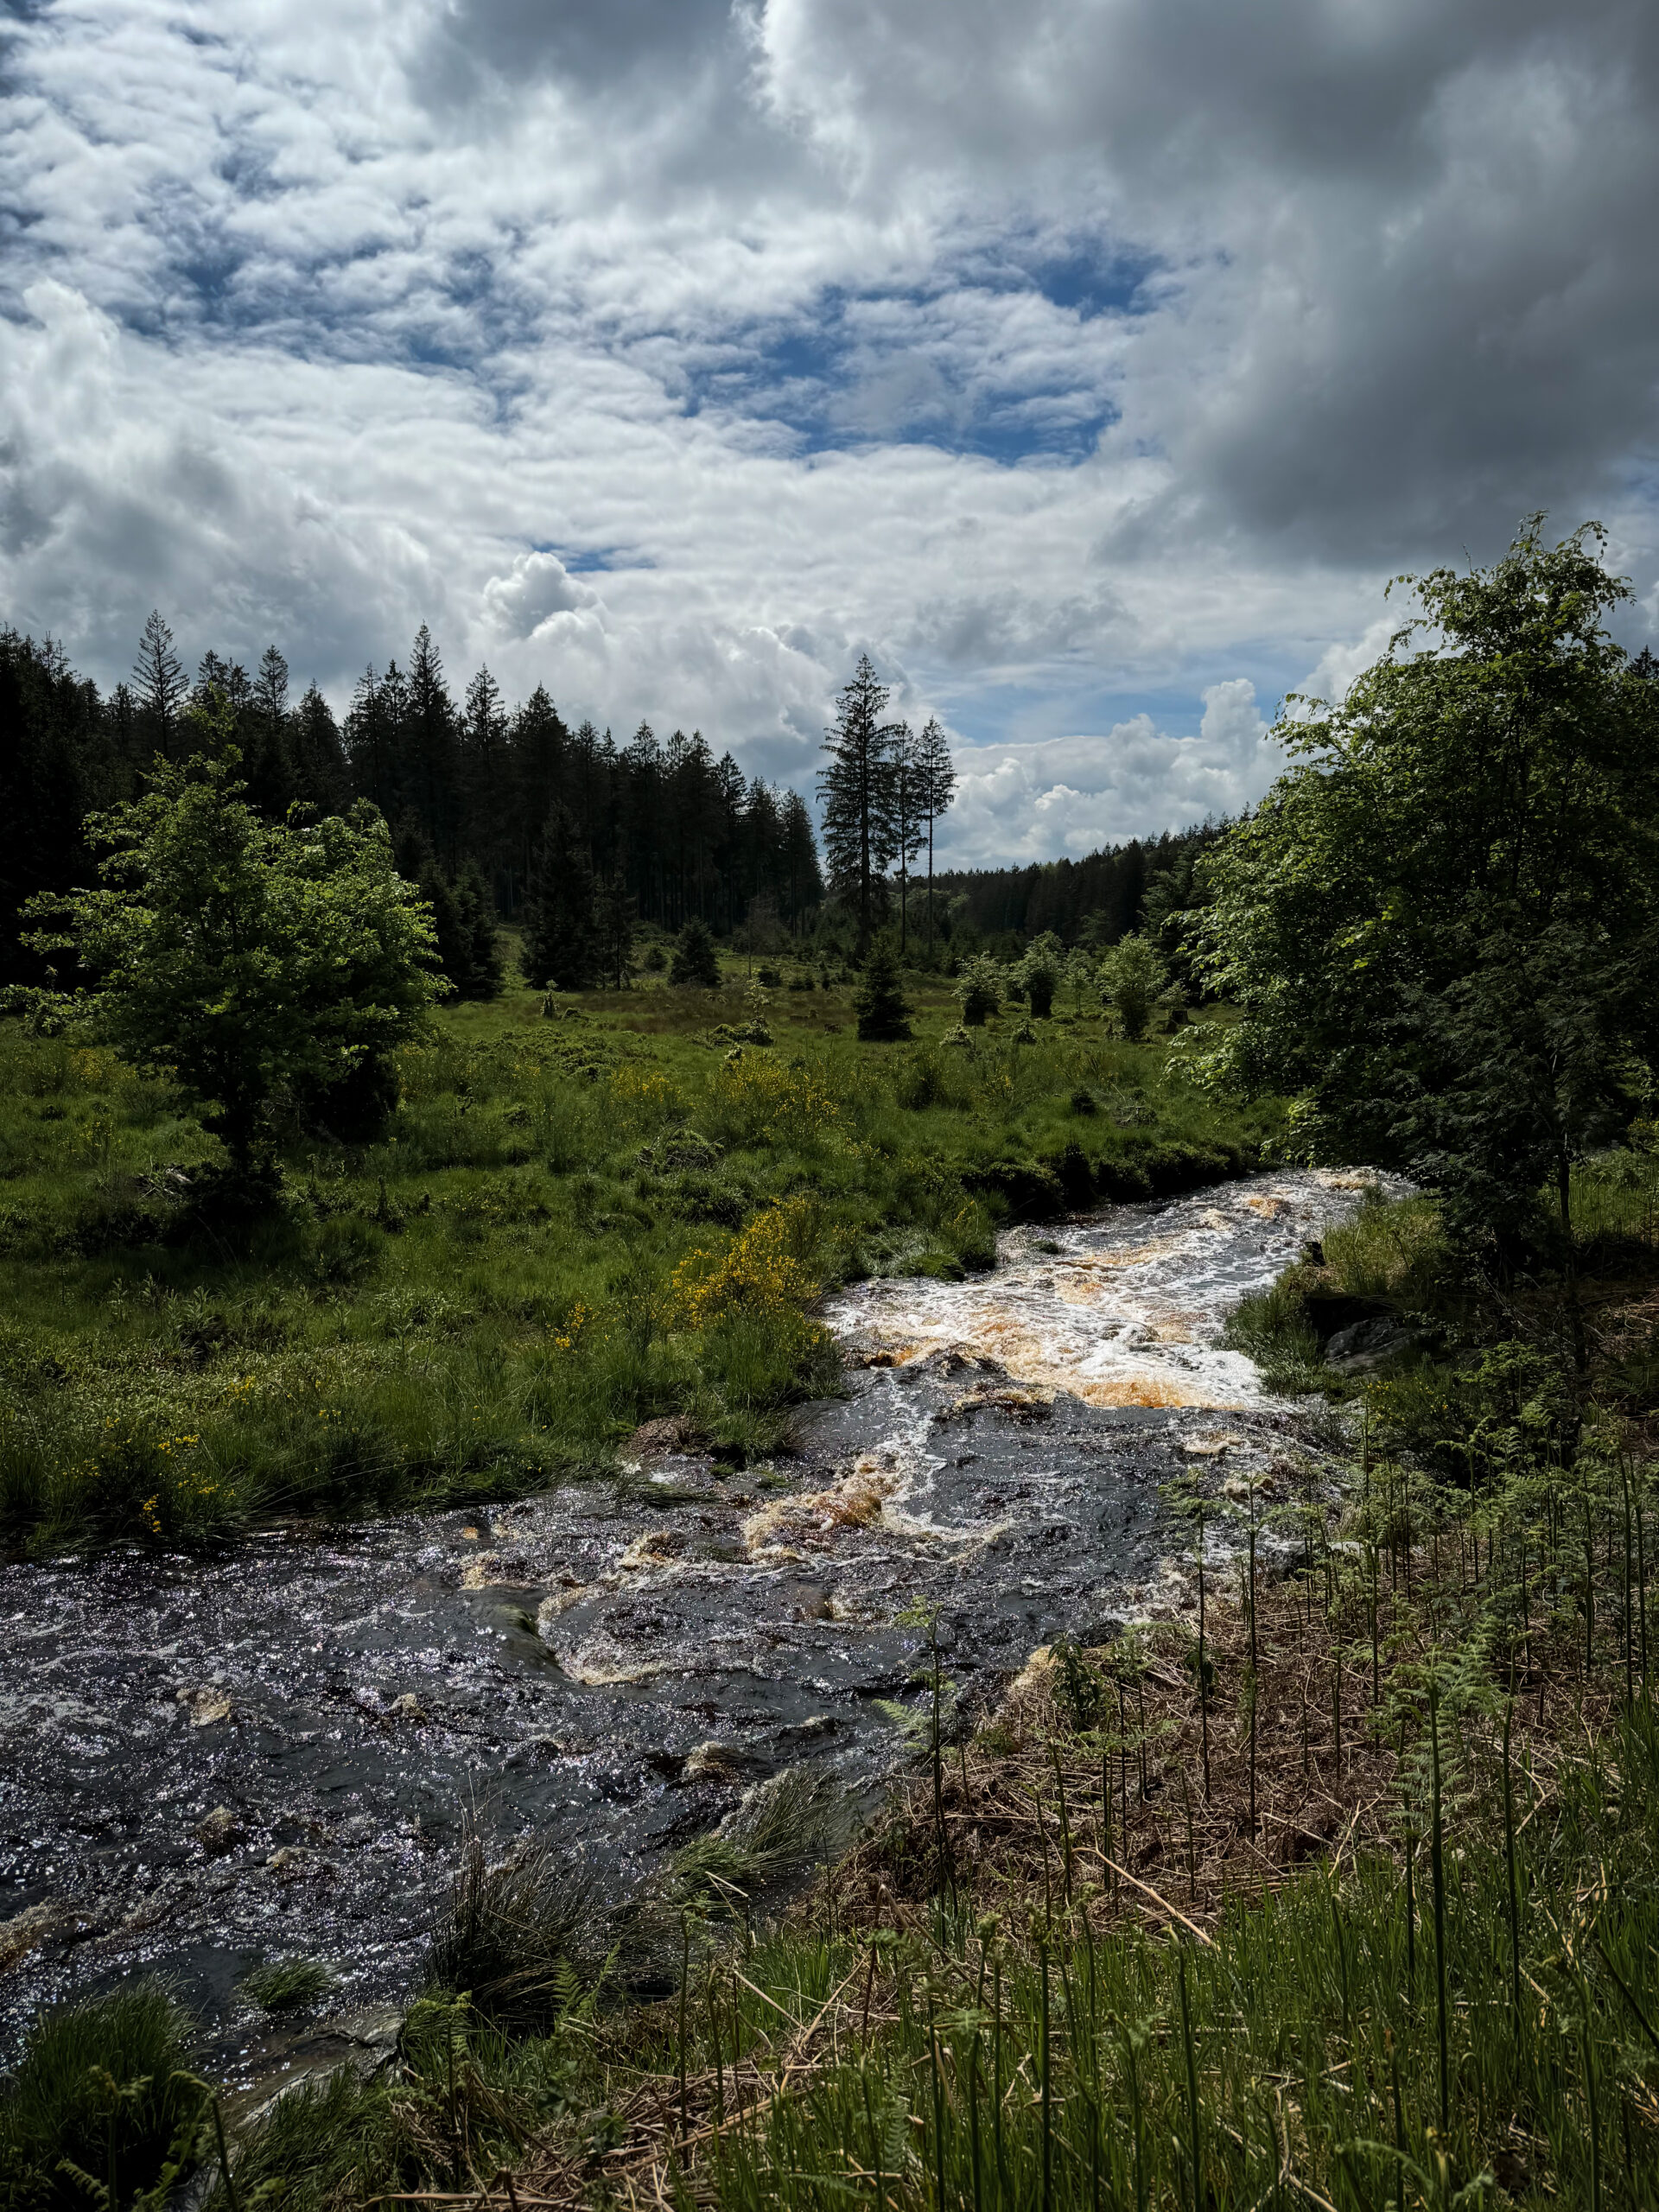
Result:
[662, 265, 1126, 465]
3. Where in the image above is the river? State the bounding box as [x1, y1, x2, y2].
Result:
[0, 1167, 1382, 2080]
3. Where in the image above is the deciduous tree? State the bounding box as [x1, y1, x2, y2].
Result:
[1203, 518, 1659, 1265]
[22, 696, 440, 1176]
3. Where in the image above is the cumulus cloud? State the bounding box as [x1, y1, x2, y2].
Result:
[0, 0, 1654, 861]
[944, 681, 1280, 866]
[480, 552, 598, 639]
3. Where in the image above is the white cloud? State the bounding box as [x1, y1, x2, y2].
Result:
[480, 552, 598, 639]
[0, 0, 1655, 861]
[1198, 677, 1270, 753]
[1298, 619, 1402, 710]
[942, 688, 1281, 866]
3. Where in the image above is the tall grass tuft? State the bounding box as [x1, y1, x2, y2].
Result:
[0, 1980, 200, 2209]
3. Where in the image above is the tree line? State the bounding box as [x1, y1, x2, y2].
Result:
[0, 613, 825, 991]
[935, 819, 1226, 952]
[1, 608, 1242, 1002]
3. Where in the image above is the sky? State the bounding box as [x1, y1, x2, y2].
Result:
[3, 0, 1656, 867]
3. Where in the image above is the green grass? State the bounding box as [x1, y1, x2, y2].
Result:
[0, 963, 1275, 1554]
[0, 1980, 203, 2209]
[194, 1695, 1659, 2209]
[238, 1960, 335, 2014]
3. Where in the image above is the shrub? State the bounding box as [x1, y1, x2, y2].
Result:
[894, 1052, 944, 1110]
[1019, 931, 1063, 1019]
[955, 956, 1001, 1027]
[428, 1833, 592, 2033]
[673, 1198, 823, 1326]
[240, 1960, 334, 2012]
[1099, 931, 1181, 1040]
[705, 1056, 838, 1147]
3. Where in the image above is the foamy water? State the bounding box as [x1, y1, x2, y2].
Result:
[3, 1166, 1389, 2059]
[825, 1169, 1387, 1411]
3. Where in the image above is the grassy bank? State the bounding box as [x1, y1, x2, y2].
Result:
[0, 963, 1272, 1555]
[12, 1284, 1655, 2209]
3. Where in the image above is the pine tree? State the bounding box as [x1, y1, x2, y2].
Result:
[522, 805, 598, 990]
[915, 717, 957, 950]
[454, 858, 505, 999]
[406, 625, 461, 864]
[132, 611, 187, 759]
[855, 937, 912, 1041]
[779, 790, 823, 927]
[417, 859, 467, 996]
[670, 915, 721, 988]
[508, 683, 569, 906]
[818, 654, 899, 949]
[0, 632, 90, 985]
[290, 683, 348, 814]
[594, 868, 638, 989]
[461, 664, 509, 877]
[888, 721, 925, 954]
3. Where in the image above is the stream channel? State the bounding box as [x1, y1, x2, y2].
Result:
[1, 1168, 1385, 2084]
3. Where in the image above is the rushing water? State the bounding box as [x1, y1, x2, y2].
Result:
[0, 1167, 1384, 2072]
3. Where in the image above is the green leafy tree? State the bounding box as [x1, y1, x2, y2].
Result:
[855, 937, 912, 1040]
[956, 953, 1001, 1027]
[1098, 932, 1170, 1040]
[1202, 518, 1659, 1255]
[669, 915, 721, 988]
[1020, 931, 1064, 1019]
[521, 805, 598, 991]
[22, 703, 440, 1176]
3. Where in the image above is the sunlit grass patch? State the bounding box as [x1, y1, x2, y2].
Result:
[239, 1960, 334, 2013]
[0, 986, 1277, 1551]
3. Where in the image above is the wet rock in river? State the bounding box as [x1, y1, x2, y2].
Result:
[0, 1902, 62, 1973]
[176, 1683, 234, 1726]
[617, 1529, 686, 1571]
[195, 1805, 245, 1853]
[683, 1740, 744, 1783]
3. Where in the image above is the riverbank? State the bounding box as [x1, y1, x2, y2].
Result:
[1, 1172, 1360, 2052]
[7, 1121, 1659, 2203]
[0, 975, 1274, 1558]
[193, 1179, 1659, 2210]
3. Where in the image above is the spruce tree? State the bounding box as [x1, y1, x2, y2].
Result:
[888, 721, 924, 953]
[454, 858, 504, 999]
[818, 654, 899, 948]
[522, 805, 598, 990]
[132, 611, 187, 760]
[416, 856, 468, 996]
[595, 868, 638, 988]
[855, 938, 912, 1041]
[669, 915, 721, 988]
[290, 683, 348, 815]
[915, 716, 957, 949]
